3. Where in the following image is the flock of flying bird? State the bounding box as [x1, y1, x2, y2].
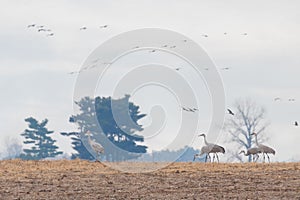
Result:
[26, 22, 240, 75]
[27, 24, 54, 37]
[27, 23, 109, 37]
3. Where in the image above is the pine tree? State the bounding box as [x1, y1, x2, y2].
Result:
[60, 132, 94, 160]
[67, 95, 147, 161]
[20, 117, 63, 160]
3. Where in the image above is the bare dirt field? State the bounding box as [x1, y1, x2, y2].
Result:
[0, 160, 299, 199]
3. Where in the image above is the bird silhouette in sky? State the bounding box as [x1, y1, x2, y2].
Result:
[80, 27, 87, 30]
[27, 24, 35, 28]
[100, 25, 108, 28]
[227, 109, 234, 116]
[221, 67, 230, 70]
[295, 121, 298, 126]
[274, 97, 281, 101]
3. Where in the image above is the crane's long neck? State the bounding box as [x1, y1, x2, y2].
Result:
[87, 134, 92, 143]
[254, 134, 259, 146]
[202, 135, 209, 145]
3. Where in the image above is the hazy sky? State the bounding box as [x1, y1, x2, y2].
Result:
[1, 0, 300, 161]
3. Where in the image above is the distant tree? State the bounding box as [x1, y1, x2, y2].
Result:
[136, 146, 204, 162]
[2, 137, 22, 159]
[20, 117, 63, 160]
[60, 132, 94, 160]
[224, 99, 269, 162]
[66, 95, 147, 161]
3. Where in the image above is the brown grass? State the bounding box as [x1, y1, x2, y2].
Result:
[0, 160, 299, 199]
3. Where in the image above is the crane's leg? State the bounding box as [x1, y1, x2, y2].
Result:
[193, 154, 198, 161]
[262, 153, 265, 163]
[207, 154, 211, 162]
[216, 154, 219, 163]
[95, 152, 100, 162]
[267, 154, 270, 163]
[212, 154, 215, 162]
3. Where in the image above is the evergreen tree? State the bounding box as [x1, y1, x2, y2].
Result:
[67, 95, 147, 161]
[60, 132, 94, 160]
[20, 117, 63, 160]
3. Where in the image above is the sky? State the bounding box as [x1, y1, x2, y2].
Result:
[0, 0, 300, 162]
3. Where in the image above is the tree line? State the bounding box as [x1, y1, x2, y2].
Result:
[3, 97, 268, 162]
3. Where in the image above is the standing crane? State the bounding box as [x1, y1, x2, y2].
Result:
[193, 145, 212, 162]
[198, 134, 225, 163]
[86, 131, 105, 162]
[239, 147, 262, 162]
[251, 132, 275, 163]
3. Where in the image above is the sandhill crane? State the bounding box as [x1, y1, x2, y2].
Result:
[80, 26, 87, 30]
[227, 109, 234, 115]
[193, 145, 212, 162]
[86, 131, 105, 162]
[239, 147, 262, 162]
[198, 134, 225, 162]
[251, 132, 275, 163]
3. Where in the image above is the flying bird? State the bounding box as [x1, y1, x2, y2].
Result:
[46, 33, 54, 36]
[27, 24, 35, 28]
[100, 25, 108, 28]
[181, 107, 189, 112]
[242, 33, 248, 36]
[295, 121, 298, 126]
[38, 28, 46, 32]
[170, 45, 176, 48]
[227, 109, 234, 116]
[187, 108, 195, 112]
[175, 67, 181, 71]
[221, 67, 230, 70]
[274, 97, 281, 101]
[80, 27, 87, 30]
[288, 98, 295, 102]
[201, 34, 208, 37]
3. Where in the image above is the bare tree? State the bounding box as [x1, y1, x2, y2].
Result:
[3, 137, 23, 159]
[224, 98, 269, 162]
